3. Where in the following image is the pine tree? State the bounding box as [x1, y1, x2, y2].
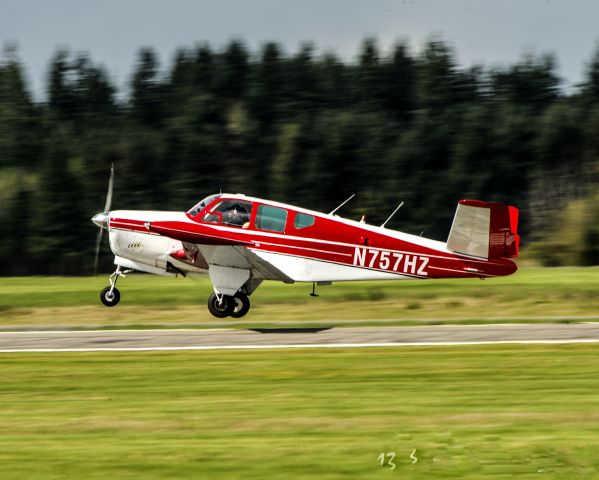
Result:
[130, 48, 164, 127]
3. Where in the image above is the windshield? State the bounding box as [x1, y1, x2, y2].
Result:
[187, 193, 222, 217]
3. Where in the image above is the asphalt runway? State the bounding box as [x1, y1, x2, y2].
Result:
[1, 323, 599, 352]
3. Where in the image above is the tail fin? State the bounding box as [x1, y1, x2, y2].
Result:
[447, 200, 519, 260]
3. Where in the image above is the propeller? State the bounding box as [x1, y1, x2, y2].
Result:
[92, 163, 114, 274]
[103, 163, 114, 214]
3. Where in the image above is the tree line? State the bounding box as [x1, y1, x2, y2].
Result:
[1, 37, 599, 274]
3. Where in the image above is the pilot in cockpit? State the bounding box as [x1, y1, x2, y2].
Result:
[222, 204, 251, 228]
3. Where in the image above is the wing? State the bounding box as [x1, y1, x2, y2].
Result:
[148, 220, 294, 295]
[167, 243, 293, 296]
[202, 245, 294, 296]
[197, 244, 293, 283]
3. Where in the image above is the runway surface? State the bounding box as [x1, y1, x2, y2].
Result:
[1, 323, 599, 352]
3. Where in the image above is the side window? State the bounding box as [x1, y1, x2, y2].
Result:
[256, 205, 288, 233]
[202, 200, 252, 228]
[294, 213, 315, 230]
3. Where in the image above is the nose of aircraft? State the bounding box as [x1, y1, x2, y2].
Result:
[92, 212, 109, 230]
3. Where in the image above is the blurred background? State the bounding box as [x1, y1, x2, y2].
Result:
[1, 0, 599, 274]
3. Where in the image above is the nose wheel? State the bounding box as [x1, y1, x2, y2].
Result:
[100, 286, 121, 307]
[207, 292, 250, 318]
[99, 266, 131, 307]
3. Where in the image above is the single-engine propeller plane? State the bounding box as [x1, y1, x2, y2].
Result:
[92, 166, 519, 318]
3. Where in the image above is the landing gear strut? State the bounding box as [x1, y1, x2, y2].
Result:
[207, 292, 251, 318]
[100, 266, 131, 307]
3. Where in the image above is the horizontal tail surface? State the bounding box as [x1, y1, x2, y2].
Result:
[447, 200, 519, 260]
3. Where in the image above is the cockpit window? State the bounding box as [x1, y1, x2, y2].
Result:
[294, 213, 315, 229]
[202, 200, 253, 228]
[256, 205, 288, 232]
[188, 194, 222, 217]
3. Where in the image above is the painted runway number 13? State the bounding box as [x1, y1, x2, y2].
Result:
[377, 452, 396, 470]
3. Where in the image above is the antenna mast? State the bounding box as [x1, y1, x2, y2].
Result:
[380, 201, 404, 228]
[329, 194, 356, 215]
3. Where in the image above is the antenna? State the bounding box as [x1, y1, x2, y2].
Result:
[329, 194, 356, 215]
[381, 201, 404, 228]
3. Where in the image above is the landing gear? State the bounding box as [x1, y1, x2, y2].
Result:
[99, 266, 131, 307]
[207, 292, 235, 318]
[207, 292, 251, 318]
[100, 286, 120, 307]
[231, 292, 250, 318]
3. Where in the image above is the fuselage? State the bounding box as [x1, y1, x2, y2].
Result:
[105, 193, 517, 283]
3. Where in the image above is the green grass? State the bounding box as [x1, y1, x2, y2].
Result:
[1, 345, 599, 479]
[1, 267, 599, 328]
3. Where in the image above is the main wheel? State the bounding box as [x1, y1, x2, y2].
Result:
[207, 292, 235, 318]
[100, 286, 120, 307]
[230, 293, 250, 318]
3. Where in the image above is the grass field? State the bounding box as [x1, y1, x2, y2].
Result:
[1, 267, 599, 328]
[1, 344, 598, 479]
[2, 269, 599, 478]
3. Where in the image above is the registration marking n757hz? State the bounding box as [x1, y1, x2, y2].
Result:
[352, 247, 429, 276]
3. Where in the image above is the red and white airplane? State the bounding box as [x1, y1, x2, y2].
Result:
[92, 167, 519, 318]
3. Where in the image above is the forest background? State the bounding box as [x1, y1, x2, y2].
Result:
[1, 37, 598, 274]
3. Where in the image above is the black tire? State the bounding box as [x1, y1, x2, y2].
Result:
[230, 293, 251, 318]
[207, 292, 235, 318]
[100, 286, 120, 307]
